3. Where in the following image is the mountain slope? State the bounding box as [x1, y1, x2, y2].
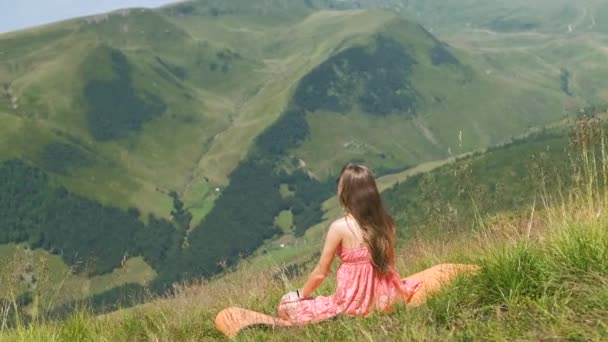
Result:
[233, 111, 597, 279]
[321, 0, 608, 34]
[0, 3, 594, 220]
[324, 1, 608, 106]
[6, 111, 604, 342]
[1, 0, 607, 311]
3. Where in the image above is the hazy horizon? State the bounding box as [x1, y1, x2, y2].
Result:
[0, 0, 183, 33]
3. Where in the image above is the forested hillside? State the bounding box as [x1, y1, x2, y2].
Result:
[1, 0, 608, 314]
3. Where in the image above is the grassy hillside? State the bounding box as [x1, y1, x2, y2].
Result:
[1, 0, 603, 218]
[383, 130, 570, 239]
[2, 0, 608, 313]
[324, 1, 608, 110]
[1, 116, 607, 340]
[0, 6, 407, 309]
[327, 0, 608, 34]
[232, 110, 604, 275]
[0, 244, 155, 311]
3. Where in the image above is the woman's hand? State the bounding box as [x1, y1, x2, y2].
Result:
[280, 291, 301, 304]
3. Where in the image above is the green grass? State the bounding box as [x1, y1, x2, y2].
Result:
[279, 184, 295, 198]
[2, 191, 606, 340]
[0, 113, 22, 157]
[426, 215, 608, 340]
[274, 210, 294, 233]
[382, 130, 572, 239]
[299, 110, 443, 178]
[0, 244, 156, 310]
[183, 180, 218, 227]
[2, 116, 608, 340]
[2, 0, 608, 318]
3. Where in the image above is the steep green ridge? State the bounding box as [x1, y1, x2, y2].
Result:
[1, 0, 608, 312]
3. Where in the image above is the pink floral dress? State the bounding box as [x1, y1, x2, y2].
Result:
[277, 246, 422, 325]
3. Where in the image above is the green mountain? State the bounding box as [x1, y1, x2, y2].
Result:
[3, 115, 607, 342]
[324, 0, 608, 34]
[236, 107, 606, 286]
[1, 0, 607, 311]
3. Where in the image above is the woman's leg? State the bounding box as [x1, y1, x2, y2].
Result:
[277, 300, 299, 321]
[277, 295, 341, 325]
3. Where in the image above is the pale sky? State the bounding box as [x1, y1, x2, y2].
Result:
[0, 0, 183, 33]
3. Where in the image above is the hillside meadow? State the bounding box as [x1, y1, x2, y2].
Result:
[1, 114, 607, 340]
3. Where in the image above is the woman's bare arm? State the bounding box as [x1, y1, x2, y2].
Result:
[298, 222, 342, 298]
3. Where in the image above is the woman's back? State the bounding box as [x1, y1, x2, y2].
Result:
[340, 215, 366, 249]
[277, 217, 421, 325]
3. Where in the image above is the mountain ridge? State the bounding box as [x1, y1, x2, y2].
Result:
[1, 0, 607, 313]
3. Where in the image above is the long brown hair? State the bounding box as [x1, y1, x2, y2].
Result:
[338, 163, 395, 274]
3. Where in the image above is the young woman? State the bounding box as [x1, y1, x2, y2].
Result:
[277, 163, 422, 325]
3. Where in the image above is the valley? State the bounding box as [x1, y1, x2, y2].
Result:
[1, 0, 607, 323]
